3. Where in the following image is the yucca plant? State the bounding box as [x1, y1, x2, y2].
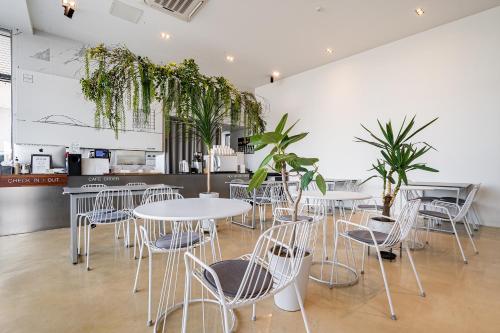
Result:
[183, 88, 226, 194]
[355, 116, 439, 216]
[249, 113, 326, 222]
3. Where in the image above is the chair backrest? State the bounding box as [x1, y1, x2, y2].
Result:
[90, 188, 134, 223]
[270, 183, 290, 218]
[299, 202, 326, 222]
[255, 182, 274, 203]
[77, 184, 107, 214]
[454, 184, 480, 221]
[383, 199, 421, 247]
[230, 219, 320, 304]
[141, 185, 174, 205]
[140, 189, 185, 244]
[229, 183, 251, 201]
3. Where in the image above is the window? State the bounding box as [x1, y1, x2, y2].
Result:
[0, 30, 11, 160]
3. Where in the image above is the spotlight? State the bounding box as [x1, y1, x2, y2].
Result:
[62, 0, 76, 19]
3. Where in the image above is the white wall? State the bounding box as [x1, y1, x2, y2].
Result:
[253, 7, 500, 227]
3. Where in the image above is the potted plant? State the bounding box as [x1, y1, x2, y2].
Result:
[249, 113, 326, 311]
[355, 116, 438, 242]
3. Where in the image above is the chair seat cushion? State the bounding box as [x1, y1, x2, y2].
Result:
[91, 210, 130, 223]
[357, 204, 384, 211]
[203, 259, 273, 299]
[277, 215, 314, 222]
[440, 197, 466, 205]
[417, 196, 440, 203]
[155, 232, 201, 249]
[347, 230, 388, 245]
[419, 210, 452, 220]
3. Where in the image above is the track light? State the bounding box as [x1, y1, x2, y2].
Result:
[62, 0, 76, 19]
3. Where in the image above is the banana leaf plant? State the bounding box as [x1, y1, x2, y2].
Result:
[249, 114, 326, 222]
[355, 116, 439, 216]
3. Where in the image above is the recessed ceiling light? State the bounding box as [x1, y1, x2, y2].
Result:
[415, 8, 425, 16]
[272, 71, 280, 77]
[326, 48, 333, 54]
[226, 55, 234, 62]
[160, 32, 171, 40]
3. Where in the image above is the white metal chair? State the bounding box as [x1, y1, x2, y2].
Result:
[419, 184, 479, 263]
[133, 189, 195, 326]
[270, 183, 292, 222]
[439, 183, 482, 231]
[182, 218, 320, 333]
[85, 188, 136, 271]
[335, 200, 425, 320]
[229, 181, 251, 225]
[77, 183, 107, 256]
[253, 182, 274, 229]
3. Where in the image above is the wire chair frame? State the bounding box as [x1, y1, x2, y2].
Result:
[77, 183, 107, 255]
[85, 188, 136, 271]
[182, 218, 321, 333]
[335, 200, 424, 320]
[420, 185, 479, 263]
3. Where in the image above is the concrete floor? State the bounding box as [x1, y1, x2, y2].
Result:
[1, 213, 499, 333]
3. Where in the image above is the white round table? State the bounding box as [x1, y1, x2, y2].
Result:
[300, 190, 372, 287]
[134, 197, 252, 221]
[133, 198, 251, 332]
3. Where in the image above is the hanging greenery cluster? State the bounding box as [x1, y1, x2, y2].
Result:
[80, 44, 265, 136]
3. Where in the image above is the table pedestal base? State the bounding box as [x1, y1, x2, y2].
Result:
[309, 260, 359, 288]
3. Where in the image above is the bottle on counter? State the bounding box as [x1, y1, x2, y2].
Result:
[13, 157, 20, 175]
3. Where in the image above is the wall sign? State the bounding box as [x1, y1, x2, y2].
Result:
[0, 175, 68, 188]
[31, 154, 52, 174]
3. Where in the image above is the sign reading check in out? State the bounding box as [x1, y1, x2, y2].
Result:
[0, 175, 68, 188]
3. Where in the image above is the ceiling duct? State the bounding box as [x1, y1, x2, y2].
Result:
[144, 0, 206, 22]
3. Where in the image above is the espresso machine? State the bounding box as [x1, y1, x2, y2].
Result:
[191, 152, 203, 174]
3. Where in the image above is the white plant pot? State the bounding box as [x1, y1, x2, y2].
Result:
[199, 192, 219, 230]
[367, 216, 394, 234]
[267, 249, 313, 312]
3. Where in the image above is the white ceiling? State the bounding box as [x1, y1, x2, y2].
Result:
[1, 0, 500, 90]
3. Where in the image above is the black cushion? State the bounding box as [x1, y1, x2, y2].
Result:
[347, 230, 388, 245]
[440, 197, 465, 205]
[357, 204, 384, 211]
[203, 259, 273, 299]
[155, 232, 201, 249]
[277, 215, 314, 222]
[419, 210, 452, 220]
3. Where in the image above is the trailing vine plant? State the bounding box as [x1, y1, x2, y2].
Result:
[80, 44, 265, 136]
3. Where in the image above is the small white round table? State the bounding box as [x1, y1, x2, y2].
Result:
[300, 190, 372, 287]
[134, 198, 251, 332]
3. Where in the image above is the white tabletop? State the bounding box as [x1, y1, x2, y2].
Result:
[407, 181, 472, 189]
[63, 184, 182, 194]
[300, 190, 372, 201]
[133, 198, 252, 221]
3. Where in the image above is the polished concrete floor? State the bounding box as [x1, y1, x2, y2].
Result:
[1, 213, 499, 333]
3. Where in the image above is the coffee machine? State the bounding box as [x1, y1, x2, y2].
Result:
[191, 152, 203, 174]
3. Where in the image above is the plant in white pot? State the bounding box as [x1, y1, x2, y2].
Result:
[249, 113, 326, 311]
[355, 116, 438, 252]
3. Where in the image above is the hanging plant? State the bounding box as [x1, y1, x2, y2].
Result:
[80, 44, 266, 137]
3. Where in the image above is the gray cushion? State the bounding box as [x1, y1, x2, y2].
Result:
[440, 197, 465, 205]
[203, 259, 273, 299]
[277, 215, 314, 222]
[92, 210, 129, 223]
[347, 230, 388, 245]
[357, 204, 384, 210]
[155, 232, 201, 249]
[419, 210, 452, 220]
[417, 196, 440, 203]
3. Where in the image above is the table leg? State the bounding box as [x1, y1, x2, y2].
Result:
[70, 195, 78, 264]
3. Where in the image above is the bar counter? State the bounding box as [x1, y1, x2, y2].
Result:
[0, 173, 250, 236]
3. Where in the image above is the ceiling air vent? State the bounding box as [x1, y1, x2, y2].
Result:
[144, 0, 206, 22]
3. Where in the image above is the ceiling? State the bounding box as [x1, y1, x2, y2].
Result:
[1, 0, 500, 90]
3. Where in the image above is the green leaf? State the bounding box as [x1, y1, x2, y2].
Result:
[300, 170, 315, 190]
[260, 132, 282, 144]
[295, 157, 319, 166]
[259, 152, 274, 169]
[281, 132, 308, 149]
[315, 174, 326, 194]
[254, 143, 267, 151]
[274, 113, 288, 134]
[248, 168, 268, 192]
